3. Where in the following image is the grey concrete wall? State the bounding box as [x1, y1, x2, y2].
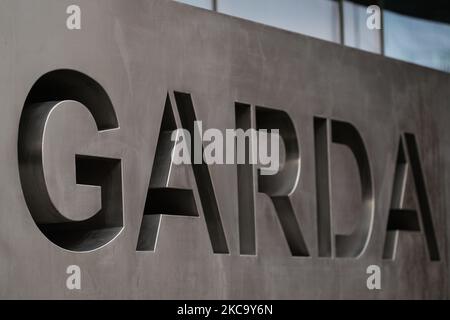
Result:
[0, 0, 449, 299]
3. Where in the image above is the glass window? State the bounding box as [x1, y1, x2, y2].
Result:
[175, 0, 213, 10]
[343, 1, 381, 54]
[217, 0, 341, 43]
[385, 11, 450, 73]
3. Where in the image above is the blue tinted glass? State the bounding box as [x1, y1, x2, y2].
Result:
[217, 0, 340, 43]
[385, 11, 450, 73]
[175, 0, 213, 10]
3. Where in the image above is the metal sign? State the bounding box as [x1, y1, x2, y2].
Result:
[0, 0, 449, 299]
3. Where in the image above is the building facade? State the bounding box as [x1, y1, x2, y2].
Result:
[0, 0, 449, 299]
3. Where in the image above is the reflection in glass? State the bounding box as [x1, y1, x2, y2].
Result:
[175, 0, 213, 10]
[385, 11, 450, 73]
[217, 0, 341, 43]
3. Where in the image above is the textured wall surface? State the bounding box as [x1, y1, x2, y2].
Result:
[0, 0, 449, 299]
